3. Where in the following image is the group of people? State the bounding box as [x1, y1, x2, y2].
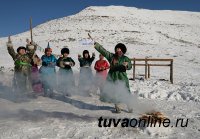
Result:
[7, 36, 133, 113]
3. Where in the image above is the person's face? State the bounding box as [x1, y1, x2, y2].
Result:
[63, 53, 69, 57]
[99, 54, 104, 60]
[46, 50, 52, 56]
[84, 53, 89, 58]
[19, 49, 26, 55]
[115, 48, 123, 56]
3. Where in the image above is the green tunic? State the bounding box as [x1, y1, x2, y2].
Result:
[57, 57, 76, 93]
[94, 43, 132, 103]
[57, 57, 75, 72]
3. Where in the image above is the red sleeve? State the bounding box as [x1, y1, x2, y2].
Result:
[104, 60, 110, 69]
[94, 61, 101, 71]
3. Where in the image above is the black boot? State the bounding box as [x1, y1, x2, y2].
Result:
[115, 104, 121, 113]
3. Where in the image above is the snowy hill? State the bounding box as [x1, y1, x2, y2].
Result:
[0, 6, 200, 138]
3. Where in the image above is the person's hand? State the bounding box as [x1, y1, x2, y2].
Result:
[49, 62, 54, 66]
[100, 67, 105, 71]
[8, 36, 12, 43]
[59, 61, 65, 68]
[92, 52, 95, 57]
[123, 62, 128, 67]
[7, 36, 13, 47]
[70, 62, 74, 67]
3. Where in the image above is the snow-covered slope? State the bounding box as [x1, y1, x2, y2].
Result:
[0, 6, 200, 138]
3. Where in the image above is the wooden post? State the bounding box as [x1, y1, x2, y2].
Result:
[170, 60, 173, 84]
[30, 17, 33, 43]
[145, 58, 148, 79]
[148, 64, 150, 78]
[88, 33, 93, 41]
[133, 58, 136, 80]
[131, 58, 173, 82]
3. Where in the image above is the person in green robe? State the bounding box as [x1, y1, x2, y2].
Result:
[57, 48, 75, 96]
[94, 42, 133, 113]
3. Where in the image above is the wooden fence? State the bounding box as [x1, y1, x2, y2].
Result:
[131, 58, 174, 83]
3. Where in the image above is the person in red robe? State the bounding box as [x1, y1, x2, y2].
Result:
[94, 54, 110, 92]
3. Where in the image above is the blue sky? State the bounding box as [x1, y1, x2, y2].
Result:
[0, 0, 199, 37]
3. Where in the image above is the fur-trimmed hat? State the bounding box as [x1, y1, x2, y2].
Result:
[17, 46, 26, 53]
[61, 48, 69, 55]
[114, 43, 127, 54]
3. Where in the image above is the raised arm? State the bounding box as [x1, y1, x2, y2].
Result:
[94, 42, 113, 62]
[78, 55, 83, 63]
[27, 42, 37, 59]
[90, 53, 95, 63]
[7, 37, 17, 60]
